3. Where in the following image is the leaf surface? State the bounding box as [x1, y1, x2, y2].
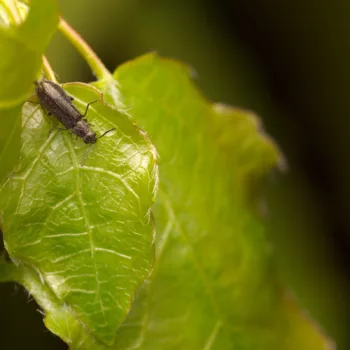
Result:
[107, 53, 330, 349]
[0, 0, 59, 181]
[0, 0, 58, 107]
[0, 49, 333, 348]
[0, 82, 157, 346]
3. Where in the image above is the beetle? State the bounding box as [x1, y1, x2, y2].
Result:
[34, 79, 115, 164]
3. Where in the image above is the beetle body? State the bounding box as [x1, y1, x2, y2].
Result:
[34, 79, 97, 144]
[33, 79, 115, 165]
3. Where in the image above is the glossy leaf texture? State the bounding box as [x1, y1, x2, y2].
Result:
[0, 0, 59, 181]
[98, 53, 330, 349]
[0, 83, 158, 346]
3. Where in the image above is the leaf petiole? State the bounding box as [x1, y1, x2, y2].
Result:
[59, 17, 112, 80]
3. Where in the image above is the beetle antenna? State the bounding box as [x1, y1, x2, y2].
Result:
[98, 128, 116, 139]
[82, 99, 101, 117]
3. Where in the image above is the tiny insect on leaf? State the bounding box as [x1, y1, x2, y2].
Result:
[34, 79, 115, 165]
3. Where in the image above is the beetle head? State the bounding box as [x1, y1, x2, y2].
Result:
[83, 130, 97, 144]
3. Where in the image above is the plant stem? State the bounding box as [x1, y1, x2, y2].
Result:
[0, 261, 20, 282]
[59, 17, 111, 80]
[42, 56, 57, 82]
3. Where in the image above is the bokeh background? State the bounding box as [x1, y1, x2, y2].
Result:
[1, 0, 349, 348]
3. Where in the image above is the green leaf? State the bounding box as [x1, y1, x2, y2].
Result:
[0, 0, 59, 181]
[0, 47, 333, 348]
[0, 0, 59, 108]
[0, 106, 21, 182]
[103, 53, 329, 349]
[0, 82, 158, 346]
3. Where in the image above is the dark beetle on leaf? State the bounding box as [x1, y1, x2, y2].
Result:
[34, 79, 115, 164]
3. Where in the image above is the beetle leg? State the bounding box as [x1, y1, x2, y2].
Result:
[82, 99, 101, 117]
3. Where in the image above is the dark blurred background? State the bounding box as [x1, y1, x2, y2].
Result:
[1, 0, 349, 348]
